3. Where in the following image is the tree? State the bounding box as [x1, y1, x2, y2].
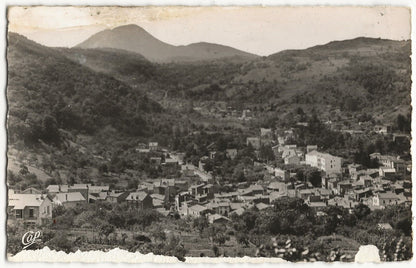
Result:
[396, 114, 409, 133]
[396, 216, 412, 236]
[52, 205, 66, 218]
[236, 232, 250, 247]
[212, 245, 219, 257]
[121, 233, 128, 245]
[241, 210, 258, 231]
[259, 145, 275, 162]
[41, 115, 60, 144]
[99, 223, 115, 241]
[193, 216, 209, 234]
[353, 203, 371, 220]
[150, 225, 166, 241]
[19, 164, 29, 176]
[305, 169, 322, 187]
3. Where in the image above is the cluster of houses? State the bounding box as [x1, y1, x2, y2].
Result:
[7, 128, 412, 227]
[192, 102, 255, 121]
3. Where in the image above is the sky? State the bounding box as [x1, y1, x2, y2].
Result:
[7, 6, 411, 56]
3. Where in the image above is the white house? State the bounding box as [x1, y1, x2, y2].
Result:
[305, 151, 342, 174]
[53, 192, 86, 208]
[373, 192, 401, 208]
[8, 193, 53, 226]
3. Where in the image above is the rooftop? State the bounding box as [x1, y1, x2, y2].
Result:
[189, 204, 209, 213]
[8, 194, 50, 209]
[54, 192, 86, 203]
[127, 191, 149, 201]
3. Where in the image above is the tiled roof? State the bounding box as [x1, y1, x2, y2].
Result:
[47, 184, 69, 193]
[378, 192, 400, 200]
[127, 191, 149, 201]
[208, 214, 230, 222]
[8, 194, 49, 209]
[189, 204, 208, 212]
[54, 192, 86, 203]
[89, 185, 110, 193]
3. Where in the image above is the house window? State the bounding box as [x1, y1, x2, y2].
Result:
[47, 206, 50, 214]
[29, 209, 34, 218]
[15, 210, 22, 218]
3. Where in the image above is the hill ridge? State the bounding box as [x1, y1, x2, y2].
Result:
[76, 24, 259, 62]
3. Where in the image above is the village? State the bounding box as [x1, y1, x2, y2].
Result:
[7, 123, 412, 231]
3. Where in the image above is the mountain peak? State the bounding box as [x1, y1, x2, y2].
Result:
[76, 24, 259, 62]
[111, 24, 148, 33]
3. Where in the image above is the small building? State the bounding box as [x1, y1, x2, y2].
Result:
[246, 137, 261, 150]
[373, 192, 401, 208]
[46, 184, 69, 194]
[374, 125, 391, 134]
[267, 181, 287, 193]
[379, 167, 396, 178]
[207, 200, 231, 216]
[348, 164, 363, 175]
[88, 185, 110, 194]
[188, 204, 210, 218]
[149, 142, 159, 151]
[163, 158, 179, 167]
[181, 164, 196, 176]
[247, 184, 264, 195]
[274, 168, 290, 181]
[260, 128, 273, 137]
[107, 191, 130, 203]
[53, 192, 87, 208]
[126, 192, 153, 209]
[352, 189, 372, 201]
[208, 214, 231, 224]
[297, 189, 315, 200]
[255, 202, 270, 210]
[150, 157, 162, 165]
[393, 134, 410, 143]
[226, 149, 238, 160]
[377, 223, 393, 231]
[284, 155, 300, 165]
[68, 184, 91, 201]
[8, 193, 53, 226]
[337, 180, 353, 195]
[189, 183, 206, 198]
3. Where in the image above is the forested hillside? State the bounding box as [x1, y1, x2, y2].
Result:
[7, 33, 163, 148]
[63, 37, 411, 126]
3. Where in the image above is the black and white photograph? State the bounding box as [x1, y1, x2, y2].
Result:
[4, 4, 413, 263]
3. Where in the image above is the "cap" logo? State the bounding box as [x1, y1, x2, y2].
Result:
[22, 230, 41, 250]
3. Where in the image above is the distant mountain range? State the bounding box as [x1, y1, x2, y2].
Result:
[76, 24, 259, 63]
